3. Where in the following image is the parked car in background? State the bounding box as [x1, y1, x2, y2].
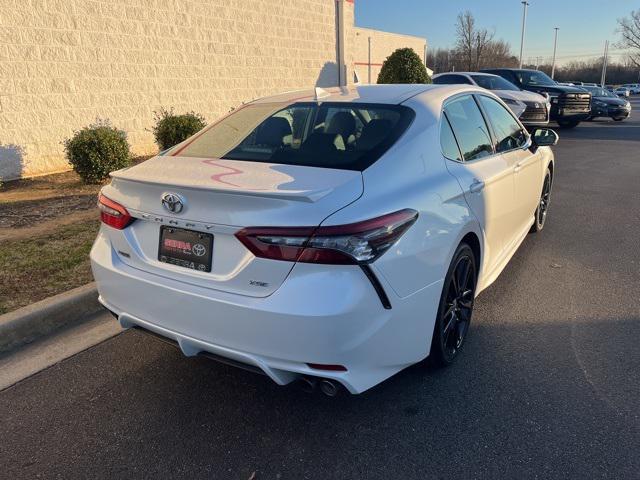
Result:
[580, 86, 632, 121]
[432, 72, 550, 127]
[615, 87, 631, 97]
[621, 84, 640, 94]
[91, 84, 558, 394]
[481, 68, 591, 128]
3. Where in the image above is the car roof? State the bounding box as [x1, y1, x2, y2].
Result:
[433, 72, 497, 78]
[249, 84, 466, 106]
[481, 68, 538, 73]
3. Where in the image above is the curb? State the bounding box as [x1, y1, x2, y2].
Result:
[0, 283, 101, 354]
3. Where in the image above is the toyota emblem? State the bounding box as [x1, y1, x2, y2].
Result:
[161, 192, 185, 213]
[192, 244, 206, 257]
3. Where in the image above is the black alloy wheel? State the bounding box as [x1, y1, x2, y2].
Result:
[530, 168, 552, 233]
[430, 243, 477, 366]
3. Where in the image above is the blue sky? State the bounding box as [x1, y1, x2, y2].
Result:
[355, 0, 636, 65]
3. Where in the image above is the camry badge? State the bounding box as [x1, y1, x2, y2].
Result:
[161, 192, 185, 214]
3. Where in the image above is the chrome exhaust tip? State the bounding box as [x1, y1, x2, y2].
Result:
[298, 377, 317, 394]
[319, 379, 340, 397]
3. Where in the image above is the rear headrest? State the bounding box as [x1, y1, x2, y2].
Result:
[326, 111, 356, 138]
[301, 132, 339, 153]
[255, 117, 292, 147]
[357, 119, 392, 150]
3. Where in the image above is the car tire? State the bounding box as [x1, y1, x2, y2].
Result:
[429, 243, 477, 367]
[613, 117, 624, 122]
[529, 167, 552, 233]
[557, 120, 580, 129]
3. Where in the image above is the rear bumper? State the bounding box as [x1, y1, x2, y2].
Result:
[91, 230, 442, 393]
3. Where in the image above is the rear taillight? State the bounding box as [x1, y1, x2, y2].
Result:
[98, 193, 134, 230]
[235, 209, 418, 265]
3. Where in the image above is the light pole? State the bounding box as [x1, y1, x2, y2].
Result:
[600, 40, 609, 87]
[551, 27, 559, 79]
[519, 1, 530, 69]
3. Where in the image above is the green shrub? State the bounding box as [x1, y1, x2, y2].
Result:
[63, 120, 131, 184]
[377, 47, 432, 84]
[152, 108, 207, 151]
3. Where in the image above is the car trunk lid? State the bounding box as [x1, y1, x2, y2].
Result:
[101, 155, 363, 297]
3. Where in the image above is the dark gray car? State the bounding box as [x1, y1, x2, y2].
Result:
[581, 86, 631, 121]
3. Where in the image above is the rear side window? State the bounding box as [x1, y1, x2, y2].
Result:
[434, 75, 473, 85]
[443, 95, 493, 161]
[478, 95, 527, 153]
[440, 115, 462, 161]
[173, 102, 414, 171]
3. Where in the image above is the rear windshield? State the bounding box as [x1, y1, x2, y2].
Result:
[172, 102, 414, 171]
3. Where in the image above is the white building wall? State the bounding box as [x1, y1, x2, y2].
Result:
[354, 27, 427, 84]
[0, 0, 429, 180]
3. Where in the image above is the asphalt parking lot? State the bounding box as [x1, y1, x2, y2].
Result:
[1, 98, 639, 480]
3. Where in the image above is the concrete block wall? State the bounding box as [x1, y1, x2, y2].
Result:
[0, 0, 356, 180]
[354, 27, 427, 84]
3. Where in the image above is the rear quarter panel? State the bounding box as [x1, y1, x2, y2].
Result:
[322, 95, 481, 300]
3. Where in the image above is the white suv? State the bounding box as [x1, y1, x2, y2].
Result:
[433, 72, 550, 127]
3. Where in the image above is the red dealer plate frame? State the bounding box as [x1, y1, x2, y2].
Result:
[158, 226, 213, 273]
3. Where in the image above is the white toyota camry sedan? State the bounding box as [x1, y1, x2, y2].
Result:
[91, 84, 558, 395]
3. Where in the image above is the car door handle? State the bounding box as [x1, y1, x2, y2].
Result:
[514, 162, 523, 173]
[469, 180, 485, 193]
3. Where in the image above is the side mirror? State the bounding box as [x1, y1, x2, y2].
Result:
[531, 128, 559, 151]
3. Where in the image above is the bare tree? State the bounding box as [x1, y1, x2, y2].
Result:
[455, 11, 475, 70]
[455, 11, 494, 71]
[427, 47, 454, 73]
[533, 58, 639, 84]
[474, 29, 494, 69]
[482, 39, 518, 69]
[617, 9, 640, 67]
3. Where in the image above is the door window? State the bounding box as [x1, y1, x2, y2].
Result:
[478, 95, 527, 153]
[443, 95, 494, 161]
[480, 95, 527, 153]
